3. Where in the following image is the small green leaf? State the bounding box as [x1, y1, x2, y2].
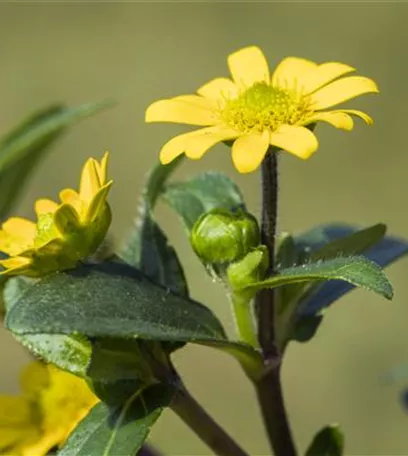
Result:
[58, 384, 174, 456]
[6, 262, 225, 342]
[4, 276, 91, 376]
[305, 424, 344, 456]
[162, 171, 245, 231]
[242, 256, 393, 300]
[276, 232, 297, 269]
[138, 217, 188, 297]
[310, 223, 386, 261]
[120, 158, 188, 297]
[0, 101, 113, 219]
[291, 315, 324, 343]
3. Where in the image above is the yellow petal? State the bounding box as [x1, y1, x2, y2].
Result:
[159, 129, 206, 164]
[0, 396, 32, 426]
[35, 199, 59, 217]
[159, 127, 239, 164]
[21, 362, 49, 397]
[95, 151, 109, 186]
[301, 62, 355, 94]
[306, 109, 373, 131]
[336, 109, 373, 125]
[172, 95, 217, 110]
[270, 125, 318, 159]
[86, 181, 113, 222]
[79, 159, 100, 204]
[228, 46, 269, 88]
[2, 217, 36, 244]
[231, 130, 269, 173]
[185, 126, 239, 159]
[145, 98, 218, 126]
[311, 76, 379, 110]
[59, 188, 82, 214]
[305, 111, 354, 131]
[271, 57, 317, 88]
[0, 256, 32, 275]
[197, 78, 239, 103]
[21, 429, 66, 456]
[0, 231, 27, 256]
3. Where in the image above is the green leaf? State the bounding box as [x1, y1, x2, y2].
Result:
[4, 276, 91, 376]
[309, 223, 386, 261]
[276, 232, 297, 269]
[305, 424, 344, 456]
[242, 256, 393, 300]
[162, 171, 245, 232]
[86, 339, 154, 405]
[17, 333, 91, 377]
[277, 224, 387, 319]
[296, 224, 408, 317]
[276, 224, 408, 345]
[138, 217, 188, 297]
[0, 101, 113, 219]
[120, 158, 188, 296]
[291, 315, 323, 343]
[58, 384, 174, 456]
[6, 262, 225, 342]
[6, 261, 263, 379]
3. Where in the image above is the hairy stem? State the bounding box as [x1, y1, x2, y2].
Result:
[171, 385, 249, 456]
[254, 149, 297, 456]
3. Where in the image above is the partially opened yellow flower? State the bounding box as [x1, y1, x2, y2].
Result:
[0, 152, 112, 277]
[146, 46, 378, 173]
[0, 361, 98, 456]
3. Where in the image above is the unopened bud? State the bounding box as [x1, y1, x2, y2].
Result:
[190, 209, 260, 267]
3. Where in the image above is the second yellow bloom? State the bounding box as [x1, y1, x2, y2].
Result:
[0, 153, 113, 277]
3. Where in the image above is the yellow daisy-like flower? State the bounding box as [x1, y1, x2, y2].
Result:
[0, 361, 98, 456]
[146, 46, 378, 173]
[0, 152, 113, 277]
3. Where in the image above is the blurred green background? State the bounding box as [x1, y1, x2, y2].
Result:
[1, 2, 408, 455]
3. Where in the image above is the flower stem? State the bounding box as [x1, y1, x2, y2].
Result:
[254, 149, 297, 456]
[230, 292, 258, 348]
[171, 385, 249, 456]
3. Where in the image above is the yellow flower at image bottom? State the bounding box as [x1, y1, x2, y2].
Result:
[146, 46, 378, 173]
[0, 362, 98, 456]
[0, 152, 113, 277]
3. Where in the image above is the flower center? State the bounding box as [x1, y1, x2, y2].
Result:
[221, 82, 312, 133]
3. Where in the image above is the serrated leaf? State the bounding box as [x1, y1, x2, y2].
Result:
[296, 225, 408, 317]
[120, 158, 187, 297]
[162, 171, 245, 232]
[0, 101, 113, 220]
[305, 424, 344, 456]
[58, 384, 174, 456]
[4, 276, 91, 376]
[243, 256, 393, 300]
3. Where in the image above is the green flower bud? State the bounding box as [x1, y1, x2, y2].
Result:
[190, 209, 260, 267]
[227, 245, 269, 291]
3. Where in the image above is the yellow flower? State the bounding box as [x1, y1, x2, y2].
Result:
[146, 46, 378, 173]
[0, 152, 113, 277]
[0, 361, 98, 456]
